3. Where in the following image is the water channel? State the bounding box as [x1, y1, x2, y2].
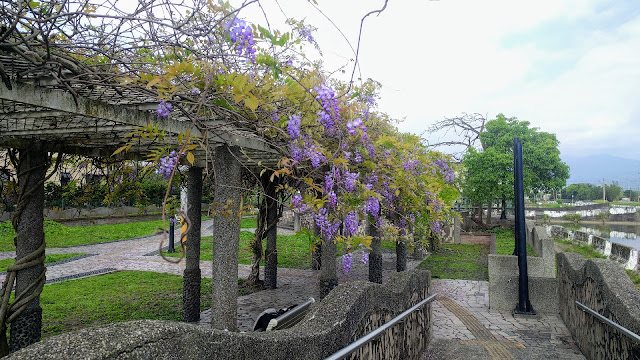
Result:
[544, 222, 640, 250]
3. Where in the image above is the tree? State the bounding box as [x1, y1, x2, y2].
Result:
[462, 114, 569, 222]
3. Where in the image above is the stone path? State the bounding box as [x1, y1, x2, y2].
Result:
[0, 223, 586, 359]
[423, 279, 585, 359]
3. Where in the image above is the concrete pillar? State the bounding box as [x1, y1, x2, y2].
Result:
[368, 216, 383, 284]
[10, 147, 47, 352]
[264, 174, 278, 290]
[293, 212, 301, 232]
[454, 217, 461, 244]
[211, 147, 241, 331]
[319, 233, 337, 299]
[183, 166, 202, 322]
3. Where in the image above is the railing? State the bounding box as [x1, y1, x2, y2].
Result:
[575, 301, 640, 343]
[324, 293, 438, 360]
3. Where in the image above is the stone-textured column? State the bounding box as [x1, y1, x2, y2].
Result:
[368, 216, 382, 284]
[396, 238, 407, 272]
[10, 147, 47, 352]
[183, 166, 202, 322]
[293, 212, 301, 232]
[211, 147, 241, 331]
[264, 174, 278, 290]
[311, 223, 322, 270]
[319, 235, 337, 299]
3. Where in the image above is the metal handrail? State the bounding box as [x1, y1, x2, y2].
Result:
[575, 301, 640, 343]
[324, 293, 438, 360]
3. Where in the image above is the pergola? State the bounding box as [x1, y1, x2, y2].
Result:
[0, 54, 285, 352]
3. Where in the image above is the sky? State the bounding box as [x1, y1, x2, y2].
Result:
[232, 0, 640, 161]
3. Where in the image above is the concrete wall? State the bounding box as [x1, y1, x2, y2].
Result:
[488, 221, 557, 313]
[8, 270, 433, 360]
[549, 226, 639, 270]
[525, 204, 639, 220]
[557, 252, 640, 360]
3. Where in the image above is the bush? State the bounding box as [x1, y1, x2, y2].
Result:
[562, 213, 581, 223]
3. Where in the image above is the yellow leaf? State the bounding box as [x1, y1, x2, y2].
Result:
[234, 94, 243, 104]
[186, 151, 195, 165]
[146, 77, 162, 88]
[112, 145, 130, 156]
[395, 189, 400, 196]
[245, 95, 259, 111]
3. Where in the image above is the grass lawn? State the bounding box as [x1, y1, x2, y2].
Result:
[30, 271, 253, 338]
[0, 220, 167, 252]
[240, 217, 258, 229]
[165, 230, 315, 269]
[491, 228, 536, 256]
[0, 253, 85, 272]
[417, 244, 489, 281]
[554, 238, 607, 259]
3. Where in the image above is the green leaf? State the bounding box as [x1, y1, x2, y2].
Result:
[273, 32, 289, 46]
[258, 25, 273, 40]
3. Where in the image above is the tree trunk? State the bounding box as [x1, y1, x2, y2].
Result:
[246, 195, 266, 287]
[486, 200, 493, 225]
[368, 216, 383, 284]
[9, 147, 47, 353]
[264, 174, 278, 290]
[183, 166, 202, 322]
[396, 238, 407, 272]
[476, 203, 483, 224]
[500, 198, 507, 219]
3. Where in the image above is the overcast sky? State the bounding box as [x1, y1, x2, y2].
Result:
[234, 0, 640, 160]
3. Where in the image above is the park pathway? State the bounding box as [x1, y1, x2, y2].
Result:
[0, 223, 586, 359]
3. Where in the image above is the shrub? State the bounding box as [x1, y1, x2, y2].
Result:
[562, 213, 581, 223]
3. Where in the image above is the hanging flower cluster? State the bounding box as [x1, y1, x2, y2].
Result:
[158, 151, 178, 180]
[224, 18, 256, 63]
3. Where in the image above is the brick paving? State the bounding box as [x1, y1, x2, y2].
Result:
[1, 223, 586, 358]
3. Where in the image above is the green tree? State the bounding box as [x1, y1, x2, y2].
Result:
[462, 114, 570, 222]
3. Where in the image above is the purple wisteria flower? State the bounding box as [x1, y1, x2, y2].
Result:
[342, 253, 353, 273]
[292, 193, 307, 212]
[315, 207, 341, 240]
[361, 252, 369, 264]
[346, 118, 363, 135]
[343, 171, 359, 192]
[365, 197, 380, 218]
[191, 88, 201, 95]
[431, 220, 441, 234]
[169, 216, 177, 226]
[327, 191, 337, 208]
[315, 85, 340, 134]
[344, 211, 358, 236]
[225, 19, 256, 63]
[287, 114, 301, 139]
[325, 173, 334, 192]
[299, 27, 314, 43]
[157, 100, 172, 118]
[286, 58, 293, 66]
[158, 151, 178, 179]
[271, 111, 279, 122]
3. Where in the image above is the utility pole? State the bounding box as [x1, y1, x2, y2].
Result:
[602, 178, 606, 202]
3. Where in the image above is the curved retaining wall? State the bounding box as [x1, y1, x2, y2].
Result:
[557, 252, 640, 360]
[549, 226, 639, 270]
[8, 270, 432, 360]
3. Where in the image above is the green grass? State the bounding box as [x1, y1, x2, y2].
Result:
[490, 228, 536, 256]
[164, 230, 314, 269]
[0, 220, 168, 252]
[240, 217, 258, 229]
[32, 271, 253, 338]
[554, 238, 607, 259]
[626, 269, 640, 291]
[417, 244, 488, 281]
[0, 253, 85, 272]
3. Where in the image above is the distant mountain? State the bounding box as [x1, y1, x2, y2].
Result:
[562, 155, 640, 190]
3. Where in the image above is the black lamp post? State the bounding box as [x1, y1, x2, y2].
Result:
[514, 137, 535, 315]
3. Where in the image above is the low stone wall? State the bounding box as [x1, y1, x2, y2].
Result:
[557, 252, 640, 360]
[8, 270, 432, 360]
[549, 226, 639, 270]
[525, 203, 611, 219]
[488, 221, 557, 313]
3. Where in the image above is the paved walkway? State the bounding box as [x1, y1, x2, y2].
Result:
[0, 222, 586, 359]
